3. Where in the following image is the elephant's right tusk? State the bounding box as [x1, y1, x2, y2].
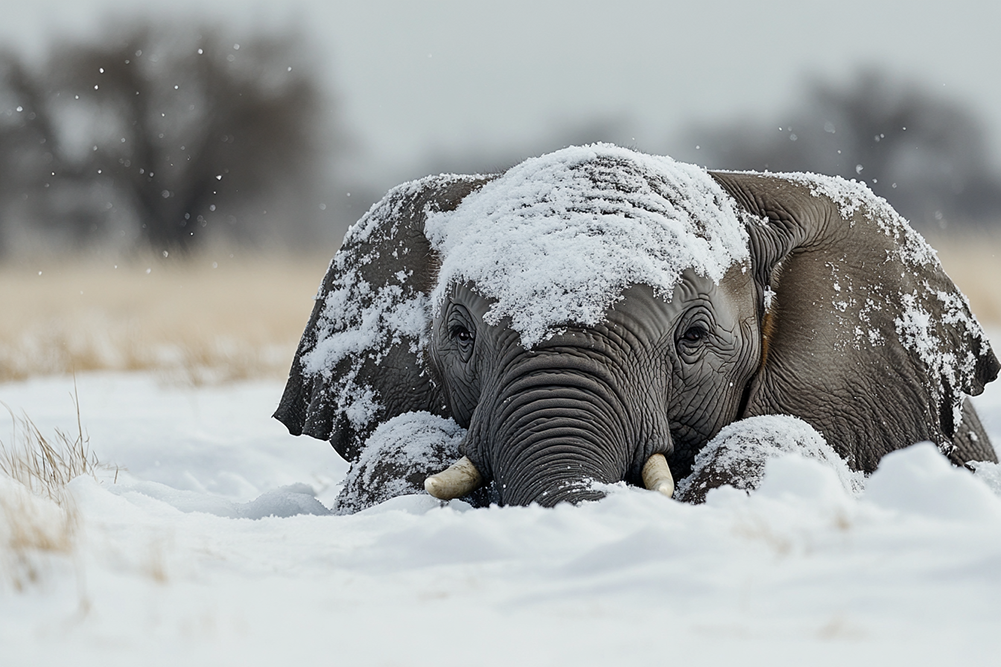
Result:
[424, 456, 483, 500]
[642, 453, 675, 498]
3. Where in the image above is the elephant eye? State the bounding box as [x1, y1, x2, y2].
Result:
[445, 303, 477, 363]
[681, 325, 707, 343]
[450, 324, 474, 343]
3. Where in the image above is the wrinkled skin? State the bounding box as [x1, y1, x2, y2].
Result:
[275, 160, 1000, 511]
[432, 269, 760, 506]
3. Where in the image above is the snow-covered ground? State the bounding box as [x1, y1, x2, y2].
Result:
[3, 352, 1001, 665]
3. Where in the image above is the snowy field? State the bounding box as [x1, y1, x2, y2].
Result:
[2, 333, 1001, 666]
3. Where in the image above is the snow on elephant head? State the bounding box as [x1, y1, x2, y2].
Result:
[424, 145, 751, 348]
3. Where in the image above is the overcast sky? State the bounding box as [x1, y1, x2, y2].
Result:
[2, 0, 1000, 190]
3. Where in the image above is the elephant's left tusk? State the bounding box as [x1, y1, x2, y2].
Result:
[424, 456, 483, 500]
[642, 453, 675, 498]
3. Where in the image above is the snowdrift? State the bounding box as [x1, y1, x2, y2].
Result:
[2, 371, 1001, 665]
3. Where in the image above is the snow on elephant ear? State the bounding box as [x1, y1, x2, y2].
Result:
[425, 144, 753, 349]
[298, 174, 468, 429]
[788, 170, 993, 437]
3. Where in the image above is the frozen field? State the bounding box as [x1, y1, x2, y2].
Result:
[2, 341, 1001, 666]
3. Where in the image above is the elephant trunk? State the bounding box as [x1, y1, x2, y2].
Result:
[495, 432, 614, 507]
[467, 365, 640, 507]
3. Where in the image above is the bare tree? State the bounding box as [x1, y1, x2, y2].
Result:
[680, 70, 1001, 227]
[0, 52, 63, 252]
[0, 22, 333, 255]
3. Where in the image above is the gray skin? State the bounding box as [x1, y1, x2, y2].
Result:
[432, 270, 759, 506]
[275, 168, 1000, 509]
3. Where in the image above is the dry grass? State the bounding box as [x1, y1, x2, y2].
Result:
[0, 250, 334, 384]
[0, 484, 78, 591]
[0, 385, 98, 591]
[0, 383, 102, 501]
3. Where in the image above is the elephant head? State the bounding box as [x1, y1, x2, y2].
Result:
[275, 145, 999, 510]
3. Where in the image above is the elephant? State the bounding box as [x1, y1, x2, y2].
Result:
[274, 144, 1000, 512]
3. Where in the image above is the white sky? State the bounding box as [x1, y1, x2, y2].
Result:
[2, 0, 1000, 190]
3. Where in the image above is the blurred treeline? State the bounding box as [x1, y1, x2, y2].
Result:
[2, 20, 1000, 261]
[0, 22, 338, 258]
[407, 70, 1001, 233]
[679, 70, 1001, 230]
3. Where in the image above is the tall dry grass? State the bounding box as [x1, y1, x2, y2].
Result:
[0, 385, 99, 592]
[0, 251, 333, 384]
[1, 384, 102, 499]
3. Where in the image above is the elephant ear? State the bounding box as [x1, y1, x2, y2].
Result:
[711, 171, 1000, 471]
[274, 174, 494, 461]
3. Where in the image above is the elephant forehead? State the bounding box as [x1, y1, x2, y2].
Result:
[425, 144, 751, 349]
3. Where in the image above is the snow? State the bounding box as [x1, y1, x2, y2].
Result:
[3, 364, 1001, 665]
[334, 410, 466, 514]
[3, 150, 1000, 662]
[678, 415, 866, 501]
[866, 443, 1001, 522]
[426, 144, 751, 348]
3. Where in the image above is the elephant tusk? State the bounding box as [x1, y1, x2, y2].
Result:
[642, 453, 675, 498]
[424, 456, 483, 500]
